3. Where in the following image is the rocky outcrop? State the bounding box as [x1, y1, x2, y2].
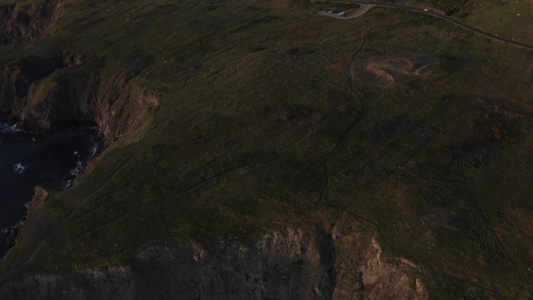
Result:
[0, 0, 61, 45]
[0, 58, 159, 141]
[1, 187, 48, 256]
[1, 54, 81, 113]
[0, 228, 427, 299]
[3, 227, 18, 249]
[86, 74, 159, 141]
[28, 186, 48, 217]
[0, 66, 31, 117]
[137, 228, 338, 299]
[0, 0, 158, 140]
[1, 54, 82, 120]
[140, 229, 427, 300]
[14, 73, 94, 134]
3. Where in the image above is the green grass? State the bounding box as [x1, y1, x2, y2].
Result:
[413, 0, 533, 45]
[1, 0, 533, 298]
[462, 0, 533, 45]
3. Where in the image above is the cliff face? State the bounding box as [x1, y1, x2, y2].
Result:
[137, 229, 426, 300]
[0, 59, 159, 140]
[0, 0, 60, 46]
[0, 228, 427, 300]
[0, 66, 29, 117]
[0, 0, 158, 140]
[86, 75, 159, 141]
[0, 55, 77, 119]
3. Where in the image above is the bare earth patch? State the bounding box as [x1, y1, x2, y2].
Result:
[353, 55, 441, 87]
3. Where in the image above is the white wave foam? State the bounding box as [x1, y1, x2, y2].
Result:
[1, 216, 27, 236]
[12, 163, 26, 174]
[1, 196, 39, 236]
[10, 217, 25, 229]
[69, 161, 82, 176]
[62, 179, 73, 189]
[0, 123, 20, 134]
[90, 143, 98, 157]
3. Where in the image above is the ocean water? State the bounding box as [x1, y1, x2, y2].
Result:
[0, 123, 98, 258]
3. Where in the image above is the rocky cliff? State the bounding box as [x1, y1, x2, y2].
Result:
[0, 228, 427, 300]
[0, 0, 60, 46]
[0, 55, 159, 141]
[0, 0, 159, 141]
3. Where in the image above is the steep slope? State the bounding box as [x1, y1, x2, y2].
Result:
[0, 0, 159, 140]
[0, 0, 532, 298]
[0, 228, 428, 299]
[0, 0, 60, 45]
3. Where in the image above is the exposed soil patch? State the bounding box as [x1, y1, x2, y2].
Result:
[353, 55, 441, 87]
[424, 208, 468, 231]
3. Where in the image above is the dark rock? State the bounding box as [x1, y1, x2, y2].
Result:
[4, 227, 18, 248]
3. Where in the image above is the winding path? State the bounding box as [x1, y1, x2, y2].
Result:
[319, 0, 533, 50]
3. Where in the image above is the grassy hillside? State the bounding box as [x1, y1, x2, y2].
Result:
[414, 0, 533, 45]
[1, 0, 533, 298]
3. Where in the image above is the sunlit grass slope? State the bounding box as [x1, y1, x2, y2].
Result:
[414, 0, 533, 45]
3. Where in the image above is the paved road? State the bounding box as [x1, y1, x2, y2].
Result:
[317, 5, 373, 19]
[320, 0, 533, 50]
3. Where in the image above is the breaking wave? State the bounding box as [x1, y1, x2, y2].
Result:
[0, 123, 20, 134]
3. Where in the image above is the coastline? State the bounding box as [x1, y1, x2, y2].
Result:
[0, 122, 101, 259]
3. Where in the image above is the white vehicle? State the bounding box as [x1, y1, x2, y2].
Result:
[338, 12, 345, 16]
[423, 9, 429, 12]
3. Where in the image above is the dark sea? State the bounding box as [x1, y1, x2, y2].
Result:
[0, 123, 98, 258]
